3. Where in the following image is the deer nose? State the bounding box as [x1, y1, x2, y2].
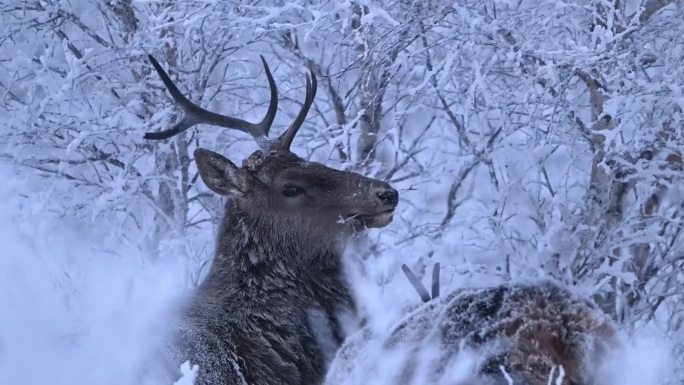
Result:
[376, 188, 399, 207]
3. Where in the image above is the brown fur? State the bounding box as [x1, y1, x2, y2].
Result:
[326, 280, 620, 385]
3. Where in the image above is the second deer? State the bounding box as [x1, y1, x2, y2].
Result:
[326, 275, 620, 385]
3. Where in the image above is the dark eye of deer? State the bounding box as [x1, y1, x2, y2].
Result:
[282, 185, 304, 198]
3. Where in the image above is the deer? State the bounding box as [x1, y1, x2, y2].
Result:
[326, 270, 621, 385]
[141, 54, 399, 385]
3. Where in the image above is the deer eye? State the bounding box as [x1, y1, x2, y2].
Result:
[281, 185, 304, 198]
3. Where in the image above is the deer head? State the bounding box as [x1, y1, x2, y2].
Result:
[144, 55, 399, 242]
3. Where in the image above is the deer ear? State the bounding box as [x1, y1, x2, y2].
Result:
[194, 148, 250, 196]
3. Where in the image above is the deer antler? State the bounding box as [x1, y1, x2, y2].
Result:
[274, 70, 317, 152]
[144, 55, 278, 149]
[144, 54, 317, 153]
[401, 262, 440, 303]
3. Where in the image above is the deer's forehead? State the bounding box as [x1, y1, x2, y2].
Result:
[278, 162, 348, 181]
[253, 153, 374, 186]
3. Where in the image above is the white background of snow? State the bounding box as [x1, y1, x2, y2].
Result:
[0, 164, 190, 385]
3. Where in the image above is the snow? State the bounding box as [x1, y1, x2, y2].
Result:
[0, 165, 190, 385]
[173, 362, 200, 385]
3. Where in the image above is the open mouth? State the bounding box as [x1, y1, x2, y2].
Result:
[342, 209, 395, 228]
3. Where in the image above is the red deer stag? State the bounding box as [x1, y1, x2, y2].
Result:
[143, 54, 399, 385]
[326, 275, 620, 385]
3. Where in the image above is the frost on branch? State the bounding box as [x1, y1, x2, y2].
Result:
[327, 280, 619, 385]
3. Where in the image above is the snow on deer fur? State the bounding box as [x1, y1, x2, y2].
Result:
[325, 279, 620, 385]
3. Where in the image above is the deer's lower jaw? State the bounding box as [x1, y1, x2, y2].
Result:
[344, 209, 395, 228]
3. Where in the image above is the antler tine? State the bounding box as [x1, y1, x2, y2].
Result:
[274, 67, 317, 152]
[144, 55, 278, 150]
[431, 263, 440, 300]
[402, 262, 441, 303]
[401, 264, 431, 303]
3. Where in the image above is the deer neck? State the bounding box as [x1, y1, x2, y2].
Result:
[203, 202, 353, 296]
